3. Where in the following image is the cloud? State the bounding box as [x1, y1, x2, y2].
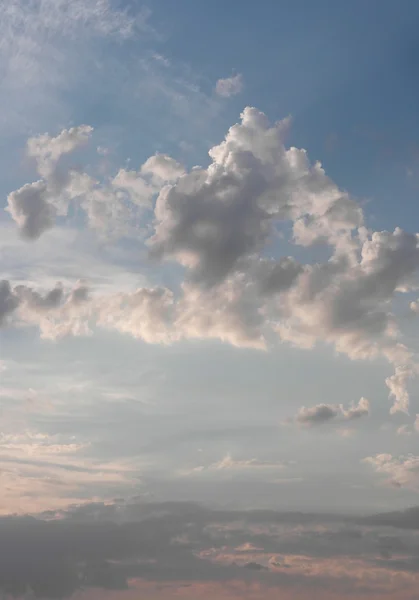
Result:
[0, 279, 91, 339]
[363, 453, 419, 489]
[5, 108, 419, 413]
[6, 180, 55, 240]
[397, 425, 413, 436]
[0, 280, 20, 325]
[182, 455, 288, 476]
[211, 455, 286, 470]
[149, 106, 359, 286]
[0, 0, 151, 133]
[6, 126, 94, 239]
[295, 398, 370, 427]
[296, 404, 340, 426]
[0, 499, 417, 598]
[27, 125, 94, 178]
[215, 74, 244, 97]
[141, 153, 185, 183]
[342, 397, 370, 420]
[386, 365, 416, 415]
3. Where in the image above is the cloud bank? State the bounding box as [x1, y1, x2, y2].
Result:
[0, 499, 418, 599]
[4, 107, 419, 416]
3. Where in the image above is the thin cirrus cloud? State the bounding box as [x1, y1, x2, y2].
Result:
[3, 107, 419, 415]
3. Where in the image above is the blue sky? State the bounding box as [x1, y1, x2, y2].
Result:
[2, 2, 419, 598]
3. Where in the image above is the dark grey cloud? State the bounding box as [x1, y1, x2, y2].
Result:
[296, 404, 340, 425]
[295, 398, 370, 427]
[362, 506, 419, 530]
[0, 280, 20, 324]
[1, 500, 419, 598]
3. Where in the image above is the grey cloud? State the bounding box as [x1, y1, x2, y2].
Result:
[254, 256, 303, 295]
[0, 279, 90, 338]
[296, 404, 340, 425]
[215, 74, 244, 98]
[295, 398, 370, 427]
[5, 109, 419, 415]
[6, 180, 55, 240]
[362, 506, 419, 530]
[15, 283, 64, 311]
[243, 561, 267, 571]
[0, 280, 20, 324]
[0, 500, 419, 598]
[149, 107, 360, 288]
[6, 126, 94, 239]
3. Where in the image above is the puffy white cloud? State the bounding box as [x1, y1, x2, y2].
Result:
[2, 279, 92, 339]
[215, 74, 244, 97]
[386, 365, 416, 415]
[295, 398, 370, 427]
[6, 126, 94, 238]
[27, 124, 93, 178]
[112, 169, 154, 207]
[174, 275, 265, 349]
[141, 153, 185, 183]
[363, 453, 419, 489]
[5, 108, 419, 414]
[149, 107, 363, 289]
[6, 180, 54, 240]
[342, 397, 370, 420]
[96, 286, 175, 344]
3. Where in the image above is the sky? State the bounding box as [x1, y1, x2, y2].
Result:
[2, 0, 419, 598]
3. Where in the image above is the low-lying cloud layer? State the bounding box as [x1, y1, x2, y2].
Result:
[2, 499, 419, 599]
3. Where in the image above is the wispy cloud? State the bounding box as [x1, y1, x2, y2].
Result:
[215, 74, 244, 97]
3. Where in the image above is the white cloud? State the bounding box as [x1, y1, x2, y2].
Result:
[210, 454, 286, 470]
[4, 108, 419, 414]
[181, 454, 287, 476]
[363, 453, 419, 489]
[6, 126, 94, 239]
[386, 365, 416, 415]
[215, 74, 244, 97]
[96, 286, 175, 344]
[27, 125, 93, 178]
[141, 153, 185, 183]
[112, 169, 155, 207]
[6, 180, 55, 240]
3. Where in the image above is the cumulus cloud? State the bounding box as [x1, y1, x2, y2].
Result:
[141, 153, 185, 183]
[6, 180, 55, 240]
[6, 126, 94, 238]
[26, 125, 93, 178]
[296, 404, 340, 426]
[386, 365, 416, 415]
[363, 454, 419, 489]
[5, 108, 419, 413]
[215, 74, 244, 97]
[295, 398, 370, 427]
[0, 279, 91, 339]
